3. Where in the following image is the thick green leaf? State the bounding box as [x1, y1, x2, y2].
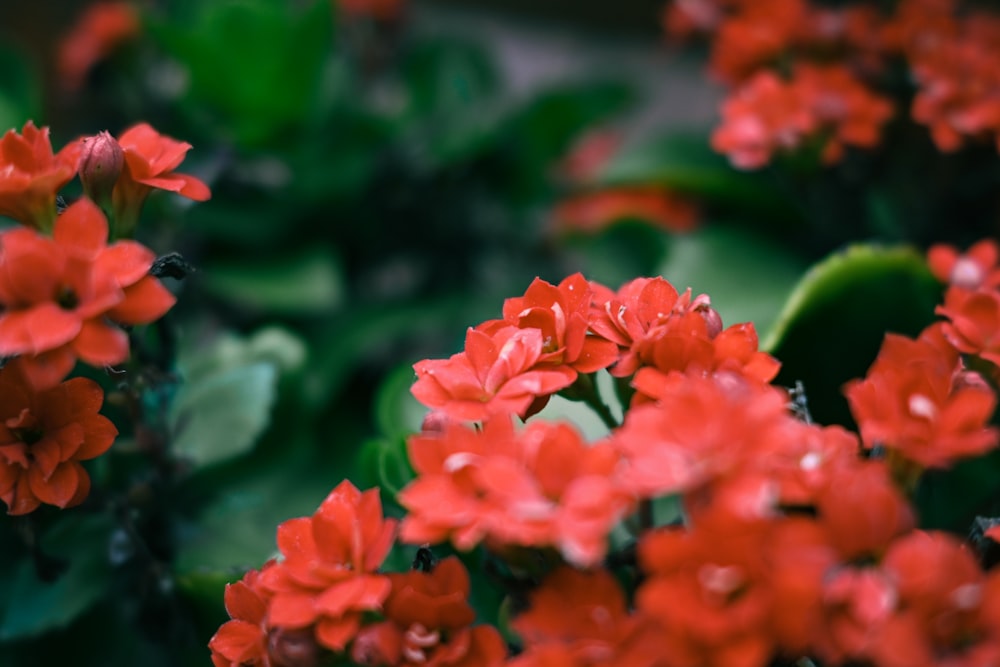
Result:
[915, 449, 1000, 532]
[657, 223, 810, 336]
[374, 363, 426, 439]
[169, 362, 278, 468]
[0, 515, 114, 640]
[202, 249, 344, 315]
[148, 0, 333, 146]
[356, 437, 415, 498]
[763, 244, 942, 427]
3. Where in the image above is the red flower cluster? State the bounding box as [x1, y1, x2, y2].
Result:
[711, 65, 892, 169]
[669, 0, 1000, 166]
[0, 119, 207, 514]
[399, 417, 633, 567]
[0, 197, 175, 387]
[209, 482, 507, 666]
[214, 257, 1000, 666]
[845, 323, 998, 470]
[0, 365, 117, 515]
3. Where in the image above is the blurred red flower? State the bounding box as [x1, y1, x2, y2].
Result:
[511, 567, 661, 667]
[928, 239, 1000, 290]
[351, 556, 506, 666]
[0, 366, 117, 515]
[551, 189, 699, 235]
[844, 325, 998, 469]
[399, 418, 633, 567]
[57, 2, 139, 92]
[0, 121, 82, 231]
[0, 197, 176, 387]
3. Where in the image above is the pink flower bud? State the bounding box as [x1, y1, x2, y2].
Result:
[79, 131, 124, 204]
[268, 627, 322, 667]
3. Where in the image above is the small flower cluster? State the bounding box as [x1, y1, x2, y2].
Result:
[209, 481, 507, 667]
[212, 257, 1000, 665]
[0, 120, 208, 514]
[667, 0, 1000, 167]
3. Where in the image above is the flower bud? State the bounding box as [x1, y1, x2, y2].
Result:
[268, 627, 322, 667]
[79, 131, 124, 205]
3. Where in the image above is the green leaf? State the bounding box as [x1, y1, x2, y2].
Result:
[173, 435, 343, 572]
[202, 249, 344, 315]
[0, 515, 114, 640]
[763, 244, 942, 427]
[356, 437, 415, 498]
[915, 449, 1000, 532]
[169, 361, 278, 468]
[374, 363, 426, 439]
[657, 223, 810, 336]
[148, 0, 333, 146]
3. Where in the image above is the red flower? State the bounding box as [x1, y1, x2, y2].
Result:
[337, 0, 405, 21]
[637, 516, 781, 667]
[259, 481, 397, 652]
[551, 188, 699, 235]
[0, 366, 117, 515]
[873, 531, 1000, 667]
[793, 64, 894, 164]
[210, 565, 274, 667]
[0, 121, 82, 231]
[510, 567, 661, 667]
[112, 123, 211, 235]
[611, 373, 796, 503]
[398, 418, 633, 567]
[708, 0, 806, 83]
[711, 71, 816, 169]
[479, 273, 620, 376]
[57, 2, 140, 92]
[936, 286, 1000, 369]
[630, 320, 780, 404]
[411, 326, 577, 422]
[844, 325, 998, 469]
[588, 276, 720, 378]
[351, 557, 506, 666]
[0, 197, 176, 387]
[928, 239, 1000, 290]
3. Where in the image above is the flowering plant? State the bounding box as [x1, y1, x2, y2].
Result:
[1, 0, 999, 666]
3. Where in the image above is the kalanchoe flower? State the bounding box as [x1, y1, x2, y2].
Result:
[928, 239, 1000, 290]
[478, 273, 620, 376]
[0, 121, 82, 231]
[588, 276, 722, 378]
[210, 565, 275, 667]
[0, 365, 117, 515]
[350, 556, 507, 666]
[398, 417, 633, 567]
[112, 123, 211, 236]
[258, 481, 397, 653]
[551, 188, 699, 235]
[57, 1, 140, 92]
[0, 197, 176, 388]
[872, 531, 1000, 667]
[844, 324, 999, 469]
[936, 286, 1000, 371]
[79, 131, 124, 210]
[510, 567, 661, 667]
[411, 326, 577, 422]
